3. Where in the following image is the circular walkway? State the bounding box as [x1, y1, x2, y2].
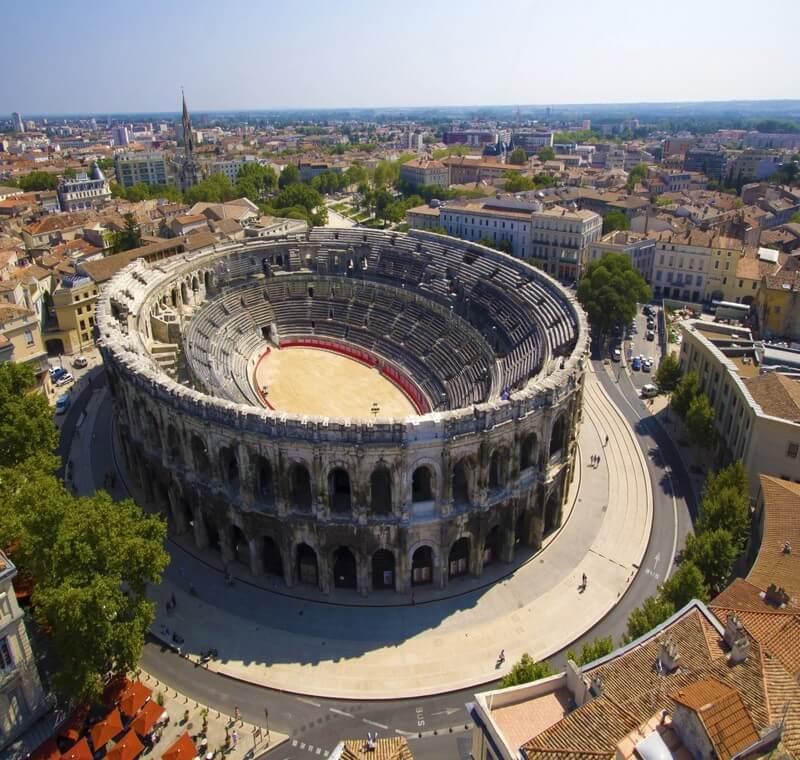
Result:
[73, 363, 652, 699]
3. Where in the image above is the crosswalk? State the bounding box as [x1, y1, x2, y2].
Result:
[284, 738, 329, 756]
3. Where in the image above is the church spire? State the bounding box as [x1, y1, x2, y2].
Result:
[181, 86, 194, 159]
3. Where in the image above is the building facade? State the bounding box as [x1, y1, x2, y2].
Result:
[114, 151, 172, 188]
[57, 164, 111, 212]
[438, 199, 535, 259]
[587, 230, 656, 283]
[399, 158, 449, 188]
[530, 206, 602, 281]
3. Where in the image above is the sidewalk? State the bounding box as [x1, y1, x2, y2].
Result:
[70, 363, 653, 699]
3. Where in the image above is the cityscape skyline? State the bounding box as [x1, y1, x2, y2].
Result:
[3, 0, 799, 114]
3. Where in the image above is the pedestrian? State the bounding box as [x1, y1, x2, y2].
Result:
[604, 434, 609, 446]
[582, 572, 587, 589]
[231, 728, 238, 747]
[234, 705, 240, 723]
[170, 592, 176, 608]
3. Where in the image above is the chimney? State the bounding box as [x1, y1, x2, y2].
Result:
[764, 583, 790, 607]
[723, 613, 745, 648]
[590, 675, 603, 698]
[728, 635, 750, 665]
[658, 636, 680, 673]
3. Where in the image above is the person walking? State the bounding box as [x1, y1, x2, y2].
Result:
[581, 572, 588, 589]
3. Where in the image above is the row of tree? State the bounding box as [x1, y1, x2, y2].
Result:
[0, 364, 169, 702]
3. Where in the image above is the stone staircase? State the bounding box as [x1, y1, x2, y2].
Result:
[151, 341, 180, 378]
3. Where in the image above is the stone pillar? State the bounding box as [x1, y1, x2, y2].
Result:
[169, 488, 189, 534]
[317, 550, 331, 595]
[248, 537, 263, 577]
[219, 525, 234, 565]
[356, 555, 370, 597]
[193, 508, 209, 549]
[472, 530, 486, 577]
[238, 445, 254, 508]
[276, 452, 290, 516]
[395, 550, 410, 594]
[282, 543, 295, 588]
[501, 520, 515, 563]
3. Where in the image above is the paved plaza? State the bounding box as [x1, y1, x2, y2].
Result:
[69, 363, 652, 700]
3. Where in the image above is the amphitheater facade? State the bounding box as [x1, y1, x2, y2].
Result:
[98, 228, 589, 596]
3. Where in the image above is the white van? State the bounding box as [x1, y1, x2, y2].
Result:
[641, 383, 658, 398]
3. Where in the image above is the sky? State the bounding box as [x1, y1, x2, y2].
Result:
[2, 0, 798, 115]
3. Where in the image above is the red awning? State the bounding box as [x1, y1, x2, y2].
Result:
[131, 700, 167, 737]
[89, 708, 123, 749]
[58, 705, 90, 742]
[105, 730, 144, 760]
[118, 681, 152, 718]
[30, 737, 61, 760]
[61, 738, 92, 760]
[162, 732, 198, 760]
[102, 674, 131, 708]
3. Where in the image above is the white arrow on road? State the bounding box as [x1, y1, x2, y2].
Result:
[430, 708, 461, 717]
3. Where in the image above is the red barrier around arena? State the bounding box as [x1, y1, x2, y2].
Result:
[277, 337, 431, 414]
[252, 347, 276, 410]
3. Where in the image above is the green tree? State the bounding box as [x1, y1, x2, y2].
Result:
[503, 173, 536, 192]
[790, 210, 800, 224]
[184, 173, 234, 204]
[509, 147, 528, 165]
[654, 353, 682, 393]
[566, 636, 614, 666]
[344, 163, 367, 188]
[0, 363, 58, 469]
[686, 394, 715, 448]
[499, 653, 554, 688]
[659, 561, 709, 608]
[625, 595, 675, 642]
[311, 170, 346, 196]
[602, 209, 630, 234]
[19, 171, 58, 191]
[372, 160, 400, 188]
[278, 164, 300, 189]
[683, 529, 737, 591]
[538, 147, 556, 162]
[577, 252, 651, 343]
[234, 162, 277, 201]
[625, 163, 649, 191]
[124, 183, 152, 202]
[116, 212, 141, 252]
[670, 370, 700, 418]
[63, 167, 77, 179]
[697, 486, 750, 549]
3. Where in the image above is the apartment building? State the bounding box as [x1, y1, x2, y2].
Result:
[683, 147, 729, 181]
[47, 274, 99, 355]
[399, 158, 449, 188]
[57, 164, 110, 212]
[0, 550, 47, 756]
[530, 205, 602, 281]
[442, 156, 524, 185]
[442, 129, 498, 147]
[757, 269, 800, 341]
[114, 150, 172, 188]
[511, 130, 553, 153]
[587, 230, 656, 282]
[728, 149, 783, 182]
[405, 204, 443, 231]
[0, 303, 50, 393]
[679, 319, 800, 493]
[438, 198, 534, 258]
[724, 246, 783, 305]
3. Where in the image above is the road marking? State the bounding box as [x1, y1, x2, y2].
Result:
[300, 742, 306, 750]
[363, 719, 389, 729]
[395, 729, 415, 737]
[296, 697, 322, 708]
[329, 708, 354, 718]
[431, 708, 461, 717]
[665, 467, 679, 580]
[315, 748, 322, 755]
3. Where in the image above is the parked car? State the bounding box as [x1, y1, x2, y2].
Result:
[646, 329, 655, 341]
[643, 305, 654, 316]
[49, 366, 66, 380]
[631, 356, 642, 371]
[612, 347, 622, 362]
[642, 358, 652, 372]
[55, 372, 74, 387]
[72, 355, 88, 369]
[641, 383, 659, 398]
[55, 394, 71, 414]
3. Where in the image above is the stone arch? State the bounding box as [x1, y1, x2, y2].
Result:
[220, 445, 240, 491]
[484, 524, 501, 565]
[448, 536, 470, 578]
[328, 467, 352, 513]
[372, 549, 395, 590]
[180, 281, 188, 304]
[489, 448, 507, 491]
[520, 432, 538, 470]
[166, 424, 184, 468]
[191, 275, 199, 292]
[452, 457, 473, 506]
[144, 408, 161, 453]
[412, 465, 434, 503]
[205, 515, 222, 553]
[370, 465, 392, 514]
[545, 489, 561, 535]
[332, 546, 357, 589]
[230, 524, 249, 567]
[410, 543, 436, 586]
[204, 271, 212, 291]
[171, 288, 178, 307]
[253, 455, 274, 507]
[296, 542, 318, 586]
[515, 511, 530, 549]
[289, 462, 312, 511]
[549, 413, 567, 459]
[190, 433, 210, 473]
[262, 535, 283, 577]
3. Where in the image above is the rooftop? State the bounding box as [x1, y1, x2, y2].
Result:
[742, 372, 800, 423]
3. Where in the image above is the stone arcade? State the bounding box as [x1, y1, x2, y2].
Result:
[97, 228, 589, 596]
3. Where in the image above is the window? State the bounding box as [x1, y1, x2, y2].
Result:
[0, 636, 13, 670]
[24, 330, 33, 346]
[788, 443, 799, 459]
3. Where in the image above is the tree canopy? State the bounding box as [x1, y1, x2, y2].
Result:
[509, 147, 528, 165]
[625, 163, 649, 191]
[499, 653, 554, 688]
[537, 147, 556, 162]
[18, 171, 59, 192]
[659, 561, 710, 608]
[602, 209, 630, 234]
[566, 636, 614, 666]
[670, 370, 700, 418]
[577, 252, 651, 342]
[234, 162, 277, 201]
[184, 173, 235, 205]
[654, 353, 682, 393]
[683, 529, 737, 592]
[278, 164, 300, 189]
[686, 393, 715, 448]
[624, 595, 675, 642]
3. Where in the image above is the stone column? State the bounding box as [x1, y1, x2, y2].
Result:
[219, 525, 234, 565]
[193, 507, 209, 549]
[248, 537, 264, 577]
[317, 550, 331, 595]
[356, 555, 370, 597]
[238, 445, 254, 508]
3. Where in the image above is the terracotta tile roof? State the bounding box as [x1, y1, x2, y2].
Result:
[89, 709, 123, 749]
[670, 679, 759, 758]
[23, 211, 94, 236]
[161, 732, 197, 760]
[61, 738, 91, 760]
[130, 699, 166, 737]
[104, 730, 143, 760]
[338, 737, 413, 759]
[762, 651, 800, 758]
[118, 681, 151, 718]
[742, 372, 800, 422]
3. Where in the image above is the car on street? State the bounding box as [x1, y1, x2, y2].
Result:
[643, 305, 654, 316]
[646, 329, 655, 341]
[55, 394, 71, 414]
[612, 347, 622, 362]
[55, 372, 74, 387]
[642, 358, 652, 372]
[631, 356, 642, 371]
[72, 355, 88, 369]
[49, 366, 66, 381]
[641, 383, 658, 398]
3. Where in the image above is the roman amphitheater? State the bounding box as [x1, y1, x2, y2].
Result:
[97, 228, 589, 597]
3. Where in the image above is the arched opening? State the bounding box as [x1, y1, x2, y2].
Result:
[484, 526, 500, 566]
[45, 338, 65, 356]
[220, 446, 240, 491]
[166, 425, 184, 467]
[520, 433, 538, 470]
[296, 543, 318, 586]
[230, 525, 249, 567]
[742, 295, 754, 306]
[180, 282, 188, 304]
[191, 276, 199, 292]
[289, 463, 312, 511]
[411, 546, 433, 586]
[171, 289, 178, 307]
[261, 325, 270, 340]
[452, 459, 471, 506]
[262, 536, 283, 577]
[372, 549, 395, 590]
[152, 481, 169, 518]
[178, 498, 193, 534]
[549, 415, 567, 459]
[328, 467, 352, 513]
[204, 271, 212, 291]
[370, 466, 392, 514]
[545, 491, 561, 535]
[412, 466, 433, 503]
[144, 410, 161, 452]
[191, 434, 210, 472]
[448, 537, 470, 578]
[515, 512, 528, 549]
[255, 456, 274, 507]
[489, 450, 504, 491]
[332, 546, 357, 589]
[206, 519, 221, 553]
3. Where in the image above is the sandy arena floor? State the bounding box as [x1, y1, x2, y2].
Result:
[253, 347, 418, 418]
